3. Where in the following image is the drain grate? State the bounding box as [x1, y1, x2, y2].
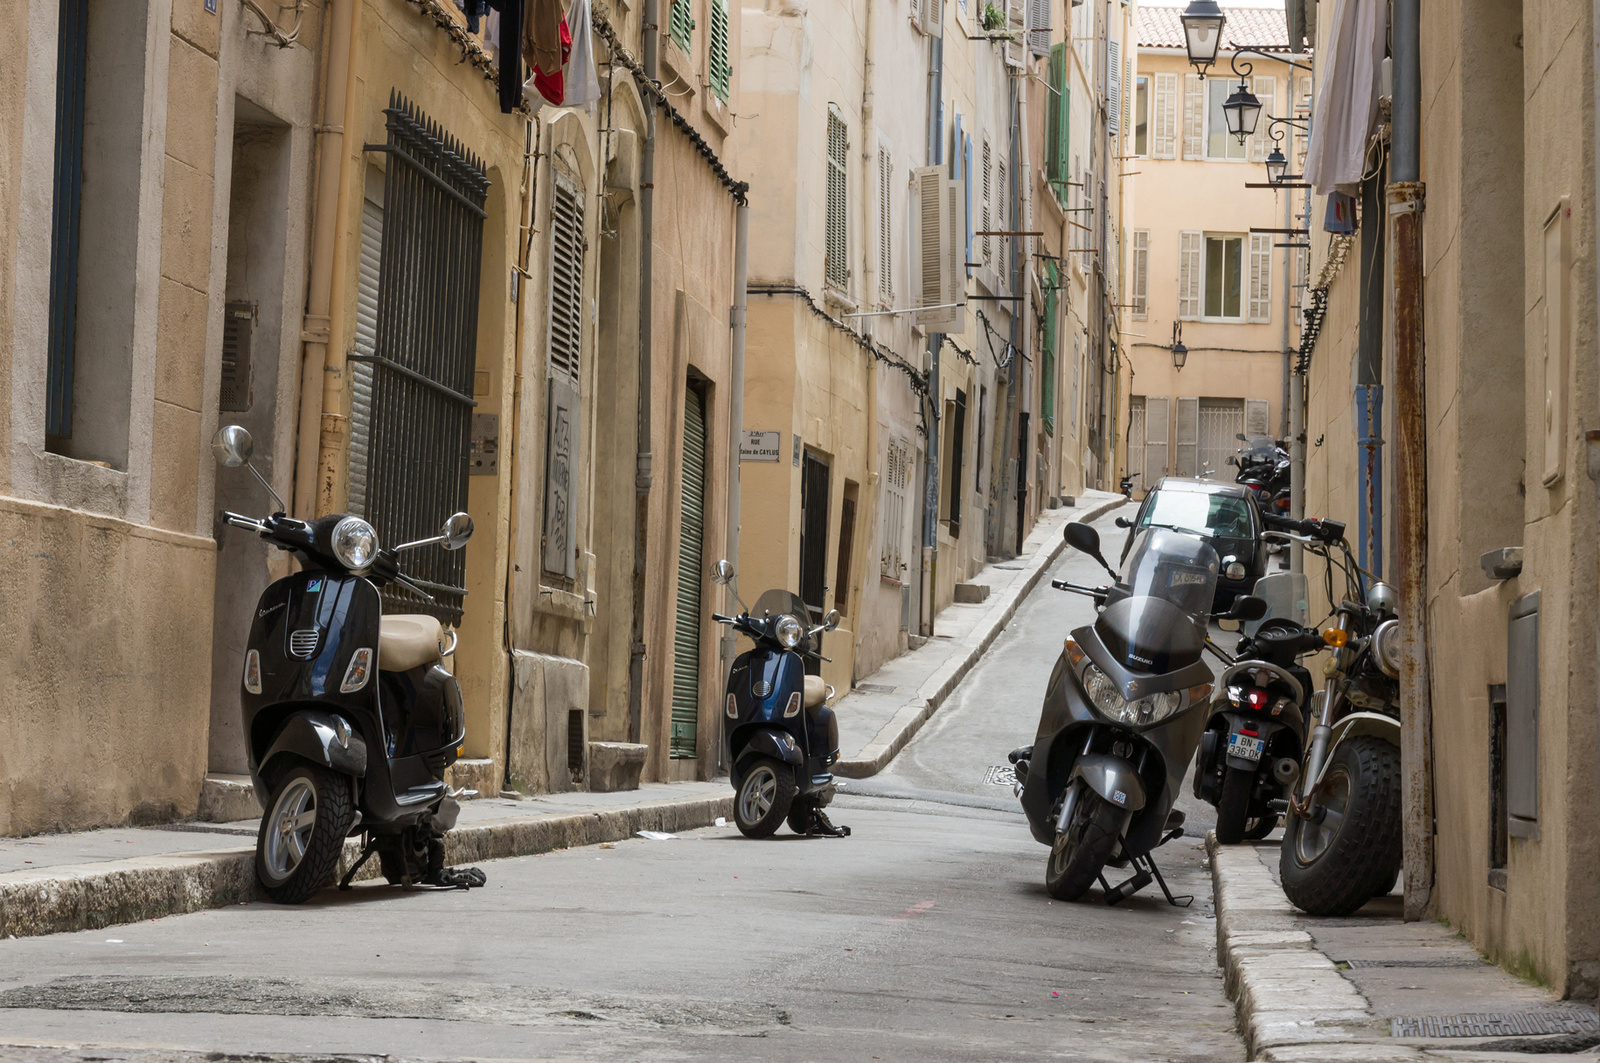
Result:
[1346, 958, 1488, 968]
[148, 823, 258, 837]
[984, 765, 1017, 787]
[855, 683, 897, 695]
[1392, 1010, 1600, 1038]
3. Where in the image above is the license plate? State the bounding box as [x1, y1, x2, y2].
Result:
[1228, 734, 1266, 761]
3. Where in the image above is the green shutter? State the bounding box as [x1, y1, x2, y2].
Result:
[1047, 45, 1070, 205]
[709, 0, 732, 101]
[671, 385, 709, 759]
[1043, 260, 1058, 432]
[670, 0, 695, 53]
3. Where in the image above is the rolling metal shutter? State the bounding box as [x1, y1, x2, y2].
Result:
[670, 385, 709, 759]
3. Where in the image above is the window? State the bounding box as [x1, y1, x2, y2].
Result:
[878, 145, 893, 304]
[708, 0, 732, 101]
[669, 0, 694, 52]
[1046, 45, 1071, 203]
[1028, 0, 1050, 57]
[1203, 235, 1244, 318]
[944, 390, 967, 536]
[1248, 76, 1275, 162]
[835, 481, 858, 613]
[981, 138, 992, 263]
[826, 106, 849, 289]
[1248, 232, 1272, 322]
[1178, 231, 1201, 318]
[881, 437, 912, 580]
[46, 0, 90, 445]
[1152, 72, 1177, 159]
[1042, 261, 1059, 431]
[1131, 229, 1149, 319]
[1107, 39, 1121, 138]
[543, 167, 586, 583]
[1206, 79, 1249, 159]
[1138, 488, 1255, 540]
[1133, 76, 1149, 156]
[997, 158, 1007, 271]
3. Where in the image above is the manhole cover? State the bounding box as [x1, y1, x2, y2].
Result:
[1346, 958, 1488, 968]
[855, 683, 897, 695]
[984, 765, 1017, 787]
[1392, 1010, 1600, 1038]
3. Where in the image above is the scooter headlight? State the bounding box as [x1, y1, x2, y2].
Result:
[774, 614, 804, 649]
[330, 516, 379, 572]
[1081, 663, 1184, 727]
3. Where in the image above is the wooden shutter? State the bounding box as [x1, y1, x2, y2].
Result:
[981, 138, 991, 263]
[1144, 395, 1169, 487]
[348, 189, 385, 518]
[1248, 232, 1272, 322]
[996, 158, 1007, 273]
[1244, 398, 1271, 437]
[1152, 72, 1177, 159]
[1174, 396, 1199, 477]
[669, 0, 693, 51]
[1249, 75, 1276, 162]
[826, 106, 849, 289]
[670, 384, 708, 759]
[908, 0, 921, 31]
[1182, 74, 1203, 160]
[1047, 46, 1070, 200]
[1127, 397, 1145, 493]
[920, 0, 943, 37]
[881, 436, 911, 578]
[708, 0, 732, 100]
[1029, 0, 1050, 57]
[1178, 230, 1202, 319]
[1107, 39, 1121, 138]
[911, 166, 964, 331]
[543, 170, 586, 578]
[878, 145, 893, 305]
[1131, 229, 1149, 320]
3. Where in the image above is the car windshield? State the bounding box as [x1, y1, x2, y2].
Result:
[1140, 489, 1254, 539]
[750, 589, 813, 626]
[1121, 528, 1220, 625]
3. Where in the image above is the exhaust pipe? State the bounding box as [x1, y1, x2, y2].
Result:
[1273, 757, 1300, 786]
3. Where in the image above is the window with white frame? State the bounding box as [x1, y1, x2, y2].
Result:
[1131, 229, 1149, 319]
[1133, 76, 1149, 156]
[1179, 230, 1247, 320]
[1205, 79, 1249, 160]
[826, 106, 849, 289]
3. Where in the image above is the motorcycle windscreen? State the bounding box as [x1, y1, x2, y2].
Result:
[1240, 437, 1279, 463]
[750, 589, 813, 627]
[1120, 528, 1220, 627]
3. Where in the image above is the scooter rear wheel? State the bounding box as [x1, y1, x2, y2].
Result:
[734, 757, 795, 838]
[1214, 766, 1257, 844]
[256, 764, 354, 904]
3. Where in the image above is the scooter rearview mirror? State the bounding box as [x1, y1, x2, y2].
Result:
[1064, 521, 1118, 580]
[211, 425, 254, 468]
[1225, 595, 1269, 623]
[1114, 516, 1133, 529]
[440, 512, 474, 551]
[1236, 433, 1249, 442]
[823, 608, 840, 632]
[710, 559, 735, 585]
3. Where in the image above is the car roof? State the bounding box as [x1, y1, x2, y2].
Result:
[1150, 477, 1253, 500]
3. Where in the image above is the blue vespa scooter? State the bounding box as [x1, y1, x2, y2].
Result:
[709, 560, 849, 838]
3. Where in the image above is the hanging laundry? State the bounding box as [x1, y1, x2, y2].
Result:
[563, 0, 601, 110]
[523, 15, 572, 107]
[458, 0, 490, 33]
[497, 0, 523, 113]
[524, 0, 567, 79]
[1323, 191, 1357, 235]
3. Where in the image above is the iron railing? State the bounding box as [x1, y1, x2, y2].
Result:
[357, 91, 490, 624]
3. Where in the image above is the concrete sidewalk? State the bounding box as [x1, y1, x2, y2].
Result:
[833, 489, 1126, 778]
[1208, 832, 1599, 1061]
[0, 781, 729, 940]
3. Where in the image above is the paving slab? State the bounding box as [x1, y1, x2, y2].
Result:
[833, 490, 1126, 777]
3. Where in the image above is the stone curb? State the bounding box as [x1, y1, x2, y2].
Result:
[835, 495, 1127, 778]
[0, 792, 732, 940]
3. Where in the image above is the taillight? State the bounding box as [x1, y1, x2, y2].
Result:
[1245, 689, 1270, 712]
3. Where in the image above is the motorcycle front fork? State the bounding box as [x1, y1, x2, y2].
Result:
[1293, 616, 1350, 816]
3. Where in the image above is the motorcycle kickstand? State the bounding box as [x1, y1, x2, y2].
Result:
[1142, 852, 1194, 908]
[338, 836, 379, 891]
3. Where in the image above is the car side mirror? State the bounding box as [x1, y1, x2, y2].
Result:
[823, 609, 840, 631]
[441, 512, 474, 551]
[1222, 595, 1268, 622]
[710, 559, 735, 585]
[1114, 516, 1133, 529]
[211, 425, 254, 468]
[1064, 521, 1117, 579]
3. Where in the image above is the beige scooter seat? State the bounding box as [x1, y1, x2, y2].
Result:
[803, 674, 827, 709]
[379, 614, 445, 672]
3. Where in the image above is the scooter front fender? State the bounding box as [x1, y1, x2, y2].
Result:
[1309, 711, 1400, 790]
[257, 709, 368, 799]
[734, 727, 804, 773]
[1071, 753, 1147, 812]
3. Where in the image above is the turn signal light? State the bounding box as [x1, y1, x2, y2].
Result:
[1321, 627, 1349, 648]
[1065, 639, 1086, 668]
[783, 692, 802, 718]
[243, 649, 263, 695]
[1186, 682, 1212, 705]
[340, 647, 374, 692]
[726, 693, 738, 719]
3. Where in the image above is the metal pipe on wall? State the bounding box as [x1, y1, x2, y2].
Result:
[1389, 0, 1433, 922]
[628, 0, 660, 744]
[293, 0, 362, 519]
[920, 29, 944, 636]
[720, 195, 749, 770]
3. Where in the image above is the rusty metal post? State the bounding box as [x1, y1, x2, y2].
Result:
[1390, 180, 1432, 921]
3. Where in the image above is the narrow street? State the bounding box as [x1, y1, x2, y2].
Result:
[0, 511, 1242, 1063]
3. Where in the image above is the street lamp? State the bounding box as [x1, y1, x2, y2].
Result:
[1265, 145, 1288, 184]
[1172, 340, 1189, 371]
[1222, 81, 1263, 142]
[1179, 0, 1226, 78]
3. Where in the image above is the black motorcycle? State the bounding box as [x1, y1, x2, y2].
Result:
[213, 425, 485, 903]
[1010, 523, 1264, 904]
[709, 561, 848, 838]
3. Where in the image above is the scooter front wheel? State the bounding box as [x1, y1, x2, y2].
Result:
[256, 764, 354, 904]
[733, 757, 795, 838]
[1045, 783, 1121, 902]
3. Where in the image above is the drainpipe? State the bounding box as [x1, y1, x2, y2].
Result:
[294, 0, 362, 519]
[628, 0, 660, 745]
[721, 194, 749, 763]
[1388, 0, 1432, 922]
[859, 0, 882, 630]
[921, 30, 944, 636]
[1013, 72, 1033, 547]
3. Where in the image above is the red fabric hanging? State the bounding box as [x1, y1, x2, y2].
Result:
[531, 15, 572, 106]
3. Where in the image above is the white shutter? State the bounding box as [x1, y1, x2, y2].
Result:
[912, 166, 965, 331]
[1296, 75, 1313, 170]
[1175, 396, 1199, 477]
[1152, 72, 1177, 160]
[940, 174, 967, 331]
[1249, 76, 1276, 162]
[543, 170, 587, 578]
[1107, 40, 1121, 138]
[1245, 399, 1271, 437]
[878, 146, 893, 305]
[1127, 398, 1145, 494]
[1248, 232, 1272, 322]
[981, 139, 991, 263]
[1144, 395, 1169, 487]
[920, 0, 943, 37]
[1028, 0, 1050, 57]
[1182, 74, 1203, 160]
[996, 158, 1008, 275]
[1178, 230, 1202, 319]
[1131, 229, 1149, 320]
[347, 188, 384, 519]
[908, 0, 921, 31]
[881, 437, 909, 578]
[826, 107, 850, 290]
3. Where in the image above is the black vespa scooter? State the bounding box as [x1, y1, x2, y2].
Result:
[212, 425, 485, 903]
[709, 560, 848, 838]
[1010, 523, 1264, 905]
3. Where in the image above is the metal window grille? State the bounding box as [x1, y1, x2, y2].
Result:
[47, 0, 91, 441]
[355, 92, 489, 625]
[826, 107, 849, 289]
[708, 0, 731, 101]
[670, 0, 694, 53]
